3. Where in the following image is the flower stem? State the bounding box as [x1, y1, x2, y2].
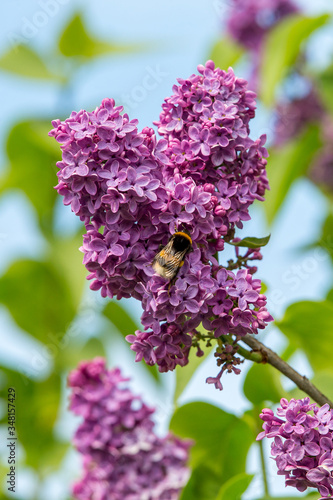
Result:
[259, 437, 270, 498]
[236, 344, 263, 363]
[239, 335, 333, 407]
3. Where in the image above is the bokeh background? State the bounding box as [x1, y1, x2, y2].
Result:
[1, 0, 333, 499]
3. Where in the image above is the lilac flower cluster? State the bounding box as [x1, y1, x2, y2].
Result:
[226, 0, 299, 51]
[273, 86, 333, 193]
[258, 398, 333, 499]
[68, 358, 191, 500]
[273, 88, 324, 147]
[310, 146, 333, 192]
[50, 61, 272, 388]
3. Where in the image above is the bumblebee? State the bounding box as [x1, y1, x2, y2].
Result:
[152, 231, 192, 282]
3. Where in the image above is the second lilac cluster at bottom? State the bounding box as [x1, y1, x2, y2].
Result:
[69, 358, 192, 500]
[258, 398, 333, 499]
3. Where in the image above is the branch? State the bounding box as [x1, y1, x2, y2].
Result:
[240, 334, 333, 408]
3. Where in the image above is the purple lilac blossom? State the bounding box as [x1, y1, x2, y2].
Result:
[273, 88, 324, 147]
[226, 0, 299, 51]
[258, 397, 333, 499]
[50, 61, 273, 388]
[310, 146, 333, 192]
[309, 118, 333, 192]
[273, 87, 333, 193]
[68, 358, 191, 500]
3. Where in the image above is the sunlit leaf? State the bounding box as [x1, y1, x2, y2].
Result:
[216, 473, 254, 500]
[276, 300, 333, 371]
[260, 14, 329, 106]
[0, 260, 76, 343]
[170, 402, 253, 482]
[243, 363, 285, 405]
[1, 120, 60, 238]
[0, 45, 63, 81]
[59, 13, 137, 58]
[210, 38, 244, 72]
[229, 235, 270, 249]
[264, 125, 321, 225]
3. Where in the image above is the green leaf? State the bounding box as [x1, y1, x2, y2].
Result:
[174, 325, 213, 402]
[0, 368, 64, 471]
[0, 260, 76, 343]
[210, 38, 244, 72]
[55, 337, 106, 372]
[170, 402, 253, 481]
[103, 301, 140, 338]
[276, 300, 333, 371]
[316, 64, 333, 117]
[0, 45, 63, 81]
[243, 363, 285, 405]
[216, 473, 254, 500]
[59, 13, 137, 58]
[103, 301, 160, 382]
[1, 120, 61, 238]
[50, 231, 86, 308]
[315, 211, 333, 263]
[179, 465, 223, 500]
[264, 125, 322, 225]
[327, 288, 333, 302]
[229, 235, 270, 249]
[260, 14, 329, 106]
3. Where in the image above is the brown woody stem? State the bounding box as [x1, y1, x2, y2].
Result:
[239, 334, 333, 408]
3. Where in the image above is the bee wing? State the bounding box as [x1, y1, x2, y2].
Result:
[164, 252, 185, 269]
[152, 240, 173, 267]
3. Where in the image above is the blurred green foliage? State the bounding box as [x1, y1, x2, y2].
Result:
[215, 473, 254, 500]
[0, 45, 64, 81]
[0, 4, 333, 500]
[210, 37, 244, 72]
[170, 402, 254, 499]
[260, 13, 329, 106]
[58, 14, 137, 59]
[264, 125, 322, 224]
[1, 121, 60, 236]
[276, 300, 333, 371]
[0, 11, 158, 500]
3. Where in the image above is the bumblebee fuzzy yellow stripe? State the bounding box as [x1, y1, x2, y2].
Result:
[152, 232, 192, 282]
